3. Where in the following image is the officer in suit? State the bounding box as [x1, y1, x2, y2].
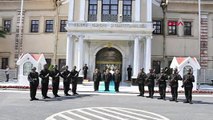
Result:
[83, 64, 88, 79]
[50, 65, 61, 97]
[127, 65, 132, 81]
[146, 69, 156, 98]
[136, 68, 147, 97]
[61, 66, 71, 96]
[169, 68, 182, 102]
[182, 69, 195, 104]
[39, 64, 51, 99]
[71, 66, 80, 95]
[113, 69, 121, 92]
[103, 69, 112, 91]
[93, 68, 101, 91]
[28, 67, 39, 101]
[157, 68, 168, 100]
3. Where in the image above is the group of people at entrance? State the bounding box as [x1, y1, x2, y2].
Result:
[28, 64, 80, 101]
[136, 67, 195, 104]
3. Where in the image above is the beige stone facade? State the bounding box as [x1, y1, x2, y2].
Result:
[0, 0, 213, 76]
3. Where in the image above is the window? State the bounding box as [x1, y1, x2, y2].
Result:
[45, 59, 52, 68]
[3, 20, 11, 32]
[153, 20, 162, 34]
[88, 0, 97, 21]
[184, 22, 192, 36]
[152, 60, 161, 74]
[168, 21, 177, 35]
[23, 62, 33, 76]
[1, 58, 8, 69]
[45, 20, 54, 33]
[60, 20, 67, 32]
[31, 20, 39, 32]
[123, 0, 132, 22]
[102, 0, 118, 22]
[58, 59, 66, 71]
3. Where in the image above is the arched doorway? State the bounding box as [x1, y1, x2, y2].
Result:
[96, 47, 122, 74]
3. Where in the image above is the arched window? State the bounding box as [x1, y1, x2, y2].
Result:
[23, 62, 33, 76]
[183, 66, 193, 75]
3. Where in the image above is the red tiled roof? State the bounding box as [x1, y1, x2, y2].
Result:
[31, 54, 41, 61]
[176, 57, 186, 65]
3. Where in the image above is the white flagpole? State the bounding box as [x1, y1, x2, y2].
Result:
[198, 0, 201, 63]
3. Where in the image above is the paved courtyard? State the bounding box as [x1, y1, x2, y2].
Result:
[0, 90, 212, 120]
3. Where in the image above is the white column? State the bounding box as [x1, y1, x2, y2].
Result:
[146, 0, 152, 22]
[66, 34, 74, 70]
[135, 0, 141, 22]
[145, 36, 152, 73]
[80, 0, 86, 21]
[132, 36, 140, 78]
[68, 0, 75, 21]
[77, 35, 85, 76]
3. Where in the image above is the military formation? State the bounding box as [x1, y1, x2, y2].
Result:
[136, 67, 195, 104]
[28, 64, 195, 104]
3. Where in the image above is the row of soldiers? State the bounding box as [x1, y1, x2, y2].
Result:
[136, 68, 195, 104]
[28, 64, 80, 101]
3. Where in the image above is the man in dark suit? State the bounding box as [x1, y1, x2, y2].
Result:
[28, 67, 39, 101]
[127, 65, 132, 81]
[182, 69, 195, 104]
[136, 68, 147, 97]
[61, 66, 71, 96]
[83, 64, 88, 79]
[39, 64, 50, 99]
[93, 68, 101, 91]
[71, 66, 80, 95]
[50, 65, 61, 97]
[113, 69, 121, 92]
[103, 69, 112, 91]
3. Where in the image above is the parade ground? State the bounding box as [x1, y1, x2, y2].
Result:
[0, 89, 212, 120]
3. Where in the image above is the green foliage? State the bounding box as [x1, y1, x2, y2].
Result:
[48, 64, 54, 71]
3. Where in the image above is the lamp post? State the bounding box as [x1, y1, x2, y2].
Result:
[160, 0, 168, 67]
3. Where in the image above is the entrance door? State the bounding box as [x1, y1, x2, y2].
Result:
[96, 47, 122, 74]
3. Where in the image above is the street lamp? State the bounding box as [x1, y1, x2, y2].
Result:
[160, 0, 168, 67]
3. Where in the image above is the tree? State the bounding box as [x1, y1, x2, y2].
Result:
[0, 26, 7, 38]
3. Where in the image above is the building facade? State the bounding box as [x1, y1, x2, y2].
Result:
[0, 0, 213, 81]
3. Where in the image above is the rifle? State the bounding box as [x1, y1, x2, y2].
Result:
[74, 69, 81, 77]
[45, 73, 49, 78]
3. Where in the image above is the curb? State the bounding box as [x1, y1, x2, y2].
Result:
[0, 85, 213, 94]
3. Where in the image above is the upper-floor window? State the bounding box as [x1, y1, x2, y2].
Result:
[168, 21, 177, 35]
[30, 20, 39, 33]
[184, 22, 192, 36]
[3, 20, 11, 32]
[88, 0, 97, 21]
[45, 20, 54, 33]
[153, 20, 162, 34]
[60, 20, 67, 32]
[102, 0, 118, 22]
[123, 0, 132, 22]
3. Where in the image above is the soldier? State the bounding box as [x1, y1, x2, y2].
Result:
[113, 69, 121, 92]
[103, 69, 112, 91]
[70, 66, 80, 95]
[61, 66, 71, 96]
[146, 69, 156, 98]
[39, 64, 51, 99]
[93, 68, 101, 91]
[50, 65, 61, 97]
[136, 68, 147, 97]
[169, 68, 182, 102]
[182, 69, 195, 104]
[83, 64, 88, 79]
[157, 68, 168, 100]
[127, 65, 132, 81]
[28, 67, 39, 101]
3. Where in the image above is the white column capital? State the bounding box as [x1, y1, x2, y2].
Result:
[78, 34, 85, 39]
